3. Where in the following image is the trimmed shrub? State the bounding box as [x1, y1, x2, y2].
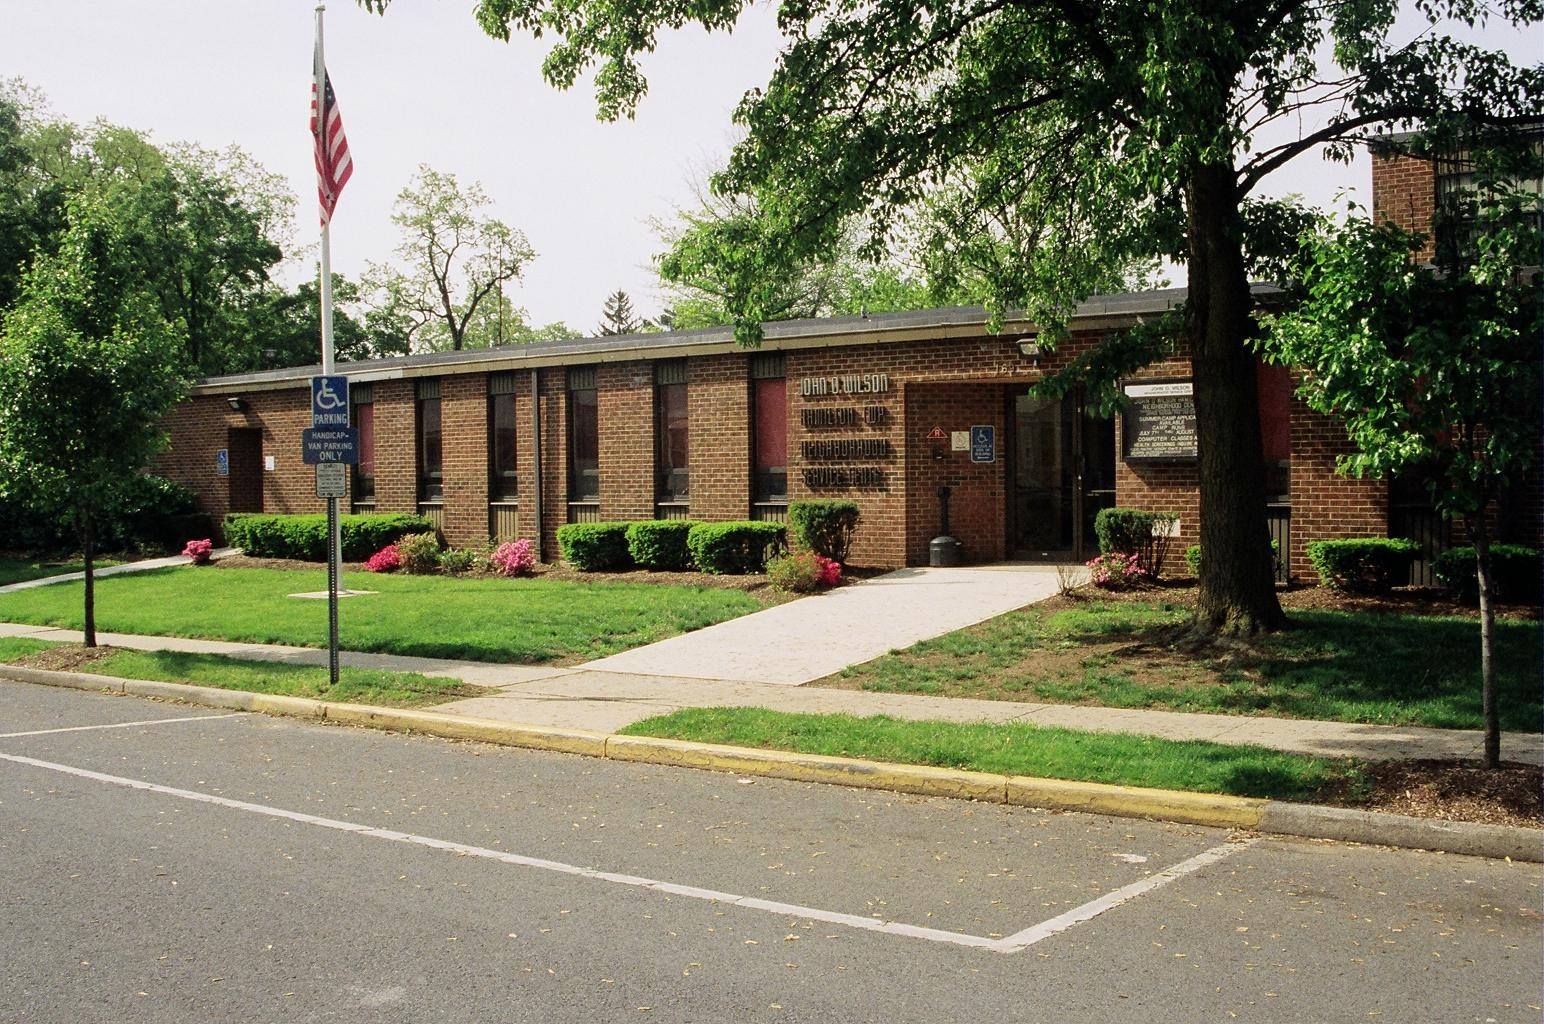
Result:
[788, 499, 860, 564]
[687, 521, 786, 574]
[1093, 507, 1177, 578]
[625, 520, 698, 571]
[1432, 544, 1541, 605]
[363, 544, 401, 573]
[767, 552, 843, 593]
[489, 539, 537, 577]
[223, 512, 434, 562]
[0, 474, 211, 553]
[557, 522, 634, 571]
[181, 538, 214, 565]
[437, 547, 477, 574]
[396, 531, 443, 574]
[1184, 539, 1279, 578]
[1306, 537, 1419, 593]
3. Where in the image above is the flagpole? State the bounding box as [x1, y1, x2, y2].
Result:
[315, 3, 341, 689]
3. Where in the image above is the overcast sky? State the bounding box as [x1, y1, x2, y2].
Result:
[1, 2, 1529, 331]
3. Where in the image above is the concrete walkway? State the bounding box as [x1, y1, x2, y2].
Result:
[0, 548, 237, 594]
[582, 564, 1068, 684]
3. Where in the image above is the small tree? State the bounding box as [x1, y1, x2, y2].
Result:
[0, 183, 187, 646]
[1263, 164, 1541, 768]
[597, 289, 642, 335]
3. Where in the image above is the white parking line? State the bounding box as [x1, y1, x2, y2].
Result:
[0, 750, 1252, 953]
[0, 712, 248, 739]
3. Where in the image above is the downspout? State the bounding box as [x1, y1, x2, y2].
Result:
[530, 367, 544, 562]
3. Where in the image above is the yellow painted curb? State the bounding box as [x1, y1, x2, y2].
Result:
[605, 734, 1010, 803]
[1005, 775, 1267, 830]
[322, 702, 608, 757]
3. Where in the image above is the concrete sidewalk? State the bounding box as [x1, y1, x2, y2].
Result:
[0, 548, 237, 594]
[582, 564, 1069, 684]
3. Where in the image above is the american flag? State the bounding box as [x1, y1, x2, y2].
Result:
[310, 43, 353, 225]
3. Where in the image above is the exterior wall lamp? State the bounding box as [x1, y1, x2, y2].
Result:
[226, 396, 246, 412]
[1017, 335, 1042, 365]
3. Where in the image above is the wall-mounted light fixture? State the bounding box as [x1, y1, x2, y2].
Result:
[226, 396, 246, 412]
[1016, 335, 1042, 366]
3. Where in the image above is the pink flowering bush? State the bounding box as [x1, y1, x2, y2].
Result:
[489, 539, 537, 577]
[363, 543, 401, 573]
[181, 538, 214, 565]
[814, 554, 842, 587]
[1086, 551, 1151, 590]
[768, 551, 843, 593]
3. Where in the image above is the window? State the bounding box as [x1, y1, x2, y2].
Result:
[489, 373, 518, 501]
[351, 384, 374, 503]
[567, 367, 599, 501]
[416, 379, 443, 502]
[751, 353, 787, 503]
[655, 361, 689, 503]
[1256, 359, 1292, 502]
[1433, 136, 1543, 266]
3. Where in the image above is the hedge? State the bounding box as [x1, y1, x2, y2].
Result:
[686, 521, 786, 574]
[788, 499, 860, 564]
[1094, 507, 1177, 577]
[557, 522, 634, 571]
[1432, 544, 1541, 605]
[625, 520, 699, 571]
[1183, 540, 1279, 578]
[223, 513, 435, 562]
[1305, 537, 1419, 594]
[0, 474, 211, 554]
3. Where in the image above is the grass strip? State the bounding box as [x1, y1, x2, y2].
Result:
[0, 643, 483, 708]
[0, 557, 121, 588]
[620, 706, 1369, 803]
[0, 565, 766, 664]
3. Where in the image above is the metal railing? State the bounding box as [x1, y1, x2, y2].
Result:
[1266, 503, 1290, 584]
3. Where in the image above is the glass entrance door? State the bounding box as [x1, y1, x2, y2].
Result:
[1009, 391, 1114, 560]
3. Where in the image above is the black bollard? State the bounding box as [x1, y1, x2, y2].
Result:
[929, 485, 964, 566]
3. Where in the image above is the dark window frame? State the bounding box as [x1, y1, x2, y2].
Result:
[488, 386, 519, 502]
[351, 387, 375, 502]
[566, 367, 600, 502]
[750, 353, 787, 504]
[654, 361, 689, 503]
[416, 382, 443, 503]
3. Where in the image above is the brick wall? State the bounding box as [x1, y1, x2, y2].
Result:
[1371, 149, 1437, 263]
[370, 379, 417, 515]
[904, 383, 1008, 565]
[1289, 389, 1387, 580]
[687, 353, 753, 521]
[597, 361, 656, 521]
[438, 374, 490, 547]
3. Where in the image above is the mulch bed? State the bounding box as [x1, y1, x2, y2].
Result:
[1326, 759, 1542, 830]
[15, 644, 117, 673]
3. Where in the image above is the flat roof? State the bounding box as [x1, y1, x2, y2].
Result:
[191, 284, 1246, 396]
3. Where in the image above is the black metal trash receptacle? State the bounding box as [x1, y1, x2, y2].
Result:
[929, 534, 963, 567]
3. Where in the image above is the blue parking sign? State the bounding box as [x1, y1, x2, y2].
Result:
[215, 448, 229, 476]
[970, 424, 995, 463]
[311, 375, 350, 427]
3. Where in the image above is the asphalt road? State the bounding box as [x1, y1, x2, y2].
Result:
[1, 680, 1539, 1023]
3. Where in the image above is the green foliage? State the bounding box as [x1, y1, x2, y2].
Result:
[0, 180, 188, 539]
[0, 474, 205, 554]
[1433, 546, 1541, 606]
[625, 520, 698, 571]
[787, 499, 860, 564]
[1093, 508, 1176, 578]
[222, 513, 434, 562]
[395, 531, 444, 574]
[766, 552, 825, 593]
[437, 548, 479, 575]
[557, 522, 634, 571]
[1305, 539, 1419, 594]
[598, 289, 645, 335]
[686, 522, 786, 575]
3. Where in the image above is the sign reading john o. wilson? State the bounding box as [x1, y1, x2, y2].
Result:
[1122, 381, 1197, 462]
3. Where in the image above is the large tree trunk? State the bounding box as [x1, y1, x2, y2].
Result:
[1469, 516, 1500, 768]
[1183, 161, 1286, 637]
[81, 509, 97, 649]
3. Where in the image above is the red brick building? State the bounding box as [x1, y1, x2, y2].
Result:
[157, 142, 1539, 578]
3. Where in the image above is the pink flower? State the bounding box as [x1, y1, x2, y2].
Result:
[364, 544, 401, 573]
[182, 538, 214, 565]
[814, 554, 842, 587]
[490, 539, 536, 577]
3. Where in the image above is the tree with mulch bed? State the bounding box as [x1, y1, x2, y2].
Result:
[1264, 165, 1541, 768]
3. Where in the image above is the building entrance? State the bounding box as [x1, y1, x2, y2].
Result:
[1008, 390, 1115, 561]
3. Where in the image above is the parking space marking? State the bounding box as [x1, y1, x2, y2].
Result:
[0, 712, 248, 739]
[0, 750, 1250, 954]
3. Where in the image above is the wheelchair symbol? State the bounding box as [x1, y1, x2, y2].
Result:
[314, 379, 346, 410]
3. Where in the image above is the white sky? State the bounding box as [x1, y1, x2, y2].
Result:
[0, 1, 1530, 330]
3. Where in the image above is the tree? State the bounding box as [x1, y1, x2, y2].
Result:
[1263, 150, 1541, 768]
[597, 289, 644, 335]
[0, 183, 188, 647]
[363, 0, 1541, 636]
[363, 165, 537, 352]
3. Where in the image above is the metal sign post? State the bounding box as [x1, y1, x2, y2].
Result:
[310, 373, 350, 689]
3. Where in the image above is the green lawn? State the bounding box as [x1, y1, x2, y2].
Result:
[0, 556, 121, 588]
[824, 599, 1542, 732]
[0, 639, 482, 707]
[621, 707, 1366, 802]
[0, 565, 766, 664]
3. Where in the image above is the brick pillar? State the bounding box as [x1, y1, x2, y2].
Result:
[1288, 394, 1388, 580]
[598, 361, 655, 520]
[372, 379, 417, 514]
[439, 374, 489, 547]
[1370, 150, 1437, 263]
[538, 368, 568, 561]
[687, 353, 751, 521]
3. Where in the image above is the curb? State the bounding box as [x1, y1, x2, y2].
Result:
[4, 665, 1539, 863]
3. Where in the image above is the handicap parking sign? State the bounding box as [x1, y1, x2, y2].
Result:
[311, 375, 350, 427]
[970, 424, 995, 464]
